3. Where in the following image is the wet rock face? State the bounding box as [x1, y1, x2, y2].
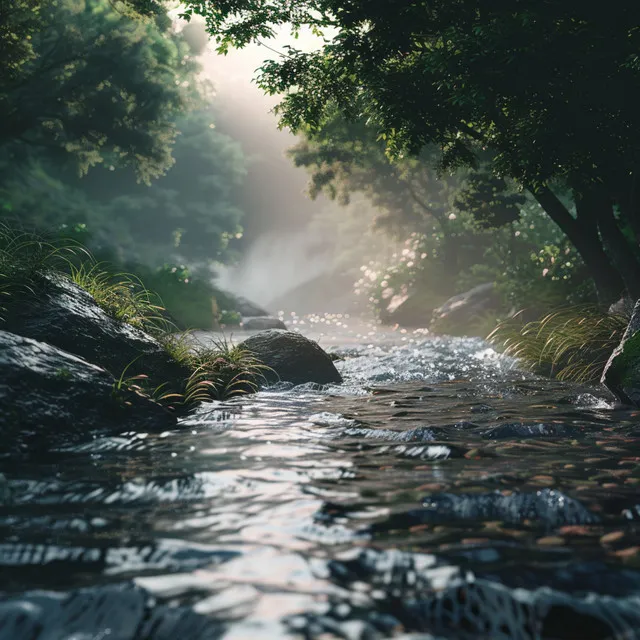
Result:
[430, 282, 499, 333]
[0, 330, 175, 450]
[602, 299, 640, 405]
[238, 330, 343, 386]
[241, 316, 288, 331]
[2, 274, 189, 382]
[0, 583, 224, 640]
[608, 296, 636, 318]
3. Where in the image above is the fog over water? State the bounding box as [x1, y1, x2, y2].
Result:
[193, 25, 339, 307]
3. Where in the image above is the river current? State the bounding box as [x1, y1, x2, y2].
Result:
[2, 318, 640, 639]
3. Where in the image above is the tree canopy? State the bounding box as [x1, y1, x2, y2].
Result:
[1, 0, 192, 182]
[1, 0, 248, 272]
[154, 0, 640, 304]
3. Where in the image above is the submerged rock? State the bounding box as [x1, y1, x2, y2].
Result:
[241, 316, 288, 331]
[0, 330, 175, 450]
[482, 422, 578, 439]
[417, 489, 598, 529]
[602, 299, 640, 405]
[2, 274, 189, 382]
[430, 282, 499, 334]
[0, 582, 223, 640]
[238, 329, 342, 386]
[321, 549, 640, 640]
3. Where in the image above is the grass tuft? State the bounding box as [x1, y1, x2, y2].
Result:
[68, 262, 169, 335]
[0, 223, 84, 320]
[488, 306, 628, 383]
[118, 334, 273, 407]
[179, 335, 272, 402]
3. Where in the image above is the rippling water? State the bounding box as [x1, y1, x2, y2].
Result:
[2, 321, 640, 639]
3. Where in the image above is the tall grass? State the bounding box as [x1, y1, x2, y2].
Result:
[0, 223, 170, 334]
[0, 223, 83, 319]
[161, 334, 272, 403]
[488, 306, 628, 383]
[187, 337, 272, 401]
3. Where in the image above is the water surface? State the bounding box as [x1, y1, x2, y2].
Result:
[2, 320, 640, 639]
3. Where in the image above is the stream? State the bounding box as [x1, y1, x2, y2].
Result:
[2, 318, 640, 639]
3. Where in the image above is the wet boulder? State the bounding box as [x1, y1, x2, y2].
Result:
[241, 316, 288, 331]
[430, 282, 500, 335]
[2, 274, 189, 382]
[381, 289, 440, 328]
[601, 299, 640, 405]
[238, 329, 342, 386]
[608, 296, 635, 318]
[267, 270, 357, 315]
[0, 330, 175, 451]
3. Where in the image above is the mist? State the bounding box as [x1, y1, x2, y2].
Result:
[192, 25, 365, 312]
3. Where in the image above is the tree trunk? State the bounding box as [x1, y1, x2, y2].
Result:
[529, 185, 625, 306]
[576, 187, 640, 299]
[612, 172, 640, 244]
[406, 180, 459, 273]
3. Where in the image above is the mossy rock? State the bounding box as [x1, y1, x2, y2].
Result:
[2, 274, 190, 383]
[602, 300, 640, 405]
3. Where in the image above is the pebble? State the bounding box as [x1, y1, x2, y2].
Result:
[600, 531, 625, 545]
[537, 536, 565, 546]
[614, 546, 640, 559]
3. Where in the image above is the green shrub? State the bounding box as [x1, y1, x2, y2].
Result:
[218, 309, 241, 326]
[136, 263, 219, 330]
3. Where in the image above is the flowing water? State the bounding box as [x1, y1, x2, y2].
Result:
[2, 318, 640, 639]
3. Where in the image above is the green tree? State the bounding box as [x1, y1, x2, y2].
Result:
[0, 0, 42, 85]
[168, 0, 640, 304]
[290, 110, 526, 280]
[1, 0, 190, 182]
[73, 110, 246, 267]
[0, 0, 246, 270]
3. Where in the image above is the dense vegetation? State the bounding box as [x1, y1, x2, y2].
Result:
[1, 0, 247, 328]
[289, 111, 590, 328]
[3, 0, 640, 380]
